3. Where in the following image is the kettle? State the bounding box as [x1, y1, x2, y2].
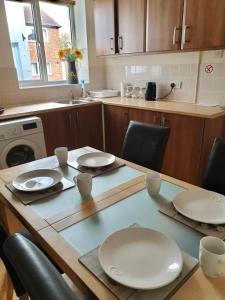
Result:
[145, 82, 156, 101]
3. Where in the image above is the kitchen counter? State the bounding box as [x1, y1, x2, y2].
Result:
[101, 97, 225, 119]
[0, 98, 224, 120]
[0, 101, 101, 120]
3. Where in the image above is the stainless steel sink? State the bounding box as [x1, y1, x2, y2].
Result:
[57, 98, 96, 105]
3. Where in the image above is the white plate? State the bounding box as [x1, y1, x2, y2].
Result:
[77, 152, 115, 168]
[173, 190, 225, 224]
[12, 169, 62, 192]
[98, 227, 183, 290]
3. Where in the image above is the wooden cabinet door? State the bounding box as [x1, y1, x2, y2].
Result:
[75, 105, 103, 150]
[161, 113, 205, 185]
[118, 0, 146, 54]
[129, 108, 161, 125]
[104, 105, 129, 156]
[93, 0, 116, 56]
[39, 110, 71, 156]
[146, 0, 183, 52]
[183, 0, 225, 50]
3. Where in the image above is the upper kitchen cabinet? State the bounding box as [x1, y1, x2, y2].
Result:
[118, 0, 146, 54]
[147, 0, 225, 52]
[93, 0, 146, 56]
[182, 0, 225, 50]
[146, 0, 183, 52]
[93, 0, 116, 56]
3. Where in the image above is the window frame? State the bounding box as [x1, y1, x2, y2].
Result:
[5, 0, 76, 87]
[31, 62, 40, 76]
[46, 62, 52, 75]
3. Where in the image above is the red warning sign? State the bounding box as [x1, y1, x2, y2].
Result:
[205, 64, 214, 74]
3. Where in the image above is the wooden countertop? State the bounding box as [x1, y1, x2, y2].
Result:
[0, 98, 224, 120]
[101, 97, 225, 119]
[0, 101, 101, 120]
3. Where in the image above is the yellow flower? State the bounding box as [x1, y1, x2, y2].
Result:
[58, 49, 65, 59]
[74, 48, 83, 60]
[63, 48, 71, 57]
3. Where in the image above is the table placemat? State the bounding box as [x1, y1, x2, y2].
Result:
[6, 177, 75, 205]
[159, 202, 225, 240]
[68, 158, 126, 177]
[79, 233, 198, 299]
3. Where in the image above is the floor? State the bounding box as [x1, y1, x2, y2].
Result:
[0, 259, 17, 300]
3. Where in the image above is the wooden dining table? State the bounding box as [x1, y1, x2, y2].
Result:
[0, 146, 224, 300]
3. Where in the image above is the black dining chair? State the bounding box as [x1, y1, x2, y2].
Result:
[3, 233, 77, 300]
[0, 223, 26, 299]
[202, 137, 225, 195]
[121, 121, 170, 172]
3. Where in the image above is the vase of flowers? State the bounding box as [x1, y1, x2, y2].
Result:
[58, 47, 83, 84]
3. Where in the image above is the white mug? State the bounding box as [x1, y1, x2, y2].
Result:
[54, 147, 68, 166]
[73, 173, 92, 198]
[145, 172, 161, 197]
[199, 236, 225, 277]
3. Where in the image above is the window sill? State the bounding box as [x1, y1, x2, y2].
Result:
[19, 82, 83, 90]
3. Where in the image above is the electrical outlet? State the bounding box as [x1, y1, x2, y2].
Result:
[170, 81, 182, 89]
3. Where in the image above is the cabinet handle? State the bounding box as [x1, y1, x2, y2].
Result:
[172, 26, 182, 45]
[68, 113, 72, 128]
[110, 37, 114, 51]
[161, 116, 166, 127]
[181, 25, 191, 49]
[153, 114, 157, 124]
[118, 36, 123, 50]
[76, 111, 79, 126]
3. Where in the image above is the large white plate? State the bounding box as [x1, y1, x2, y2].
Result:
[12, 169, 62, 192]
[98, 227, 183, 289]
[173, 190, 225, 224]
[77, 152, 115, 168]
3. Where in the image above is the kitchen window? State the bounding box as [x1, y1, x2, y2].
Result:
[4, 0, 76, 86]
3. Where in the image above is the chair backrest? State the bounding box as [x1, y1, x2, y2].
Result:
[202, 137, 225, 195]
[0, 223, 26, 297]
[121, 121, 170, 171]
[3, 234, 76, 300]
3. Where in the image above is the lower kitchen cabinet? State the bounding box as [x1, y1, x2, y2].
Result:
[104, 105, 225, 185]
[39, 104, 103, 156]
[75, 105, 103, 150]
[39, 110, 70, 155]
[104, 105, 129, 156]
[160, 113, 204, 185]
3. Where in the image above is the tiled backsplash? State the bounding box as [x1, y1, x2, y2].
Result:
[197, 63, 225, 105]
[104, 53, 225, 104]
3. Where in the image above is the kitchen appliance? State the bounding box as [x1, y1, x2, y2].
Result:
[145, 82, 156, 101]
[0, 117, 46, 169]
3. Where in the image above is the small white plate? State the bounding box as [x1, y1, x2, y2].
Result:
[98, 227, 183, 290]
[12, 169, 62, 192]
[77, 152, 115, 168]
[173, 190, 225, 224]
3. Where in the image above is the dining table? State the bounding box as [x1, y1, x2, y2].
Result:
[0, 146, 224, 300]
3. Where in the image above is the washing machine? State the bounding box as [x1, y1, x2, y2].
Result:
[0, 116, 47, 169]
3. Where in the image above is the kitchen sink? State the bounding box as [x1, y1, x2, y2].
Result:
[57, 98, 96, 105]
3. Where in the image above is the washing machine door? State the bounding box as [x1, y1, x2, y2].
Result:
[0, 139, 41, 169]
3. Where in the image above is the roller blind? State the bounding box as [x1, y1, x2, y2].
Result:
[7, 0, 76, 5]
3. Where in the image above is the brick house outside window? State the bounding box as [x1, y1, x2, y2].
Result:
[24, 6, 63, 81]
